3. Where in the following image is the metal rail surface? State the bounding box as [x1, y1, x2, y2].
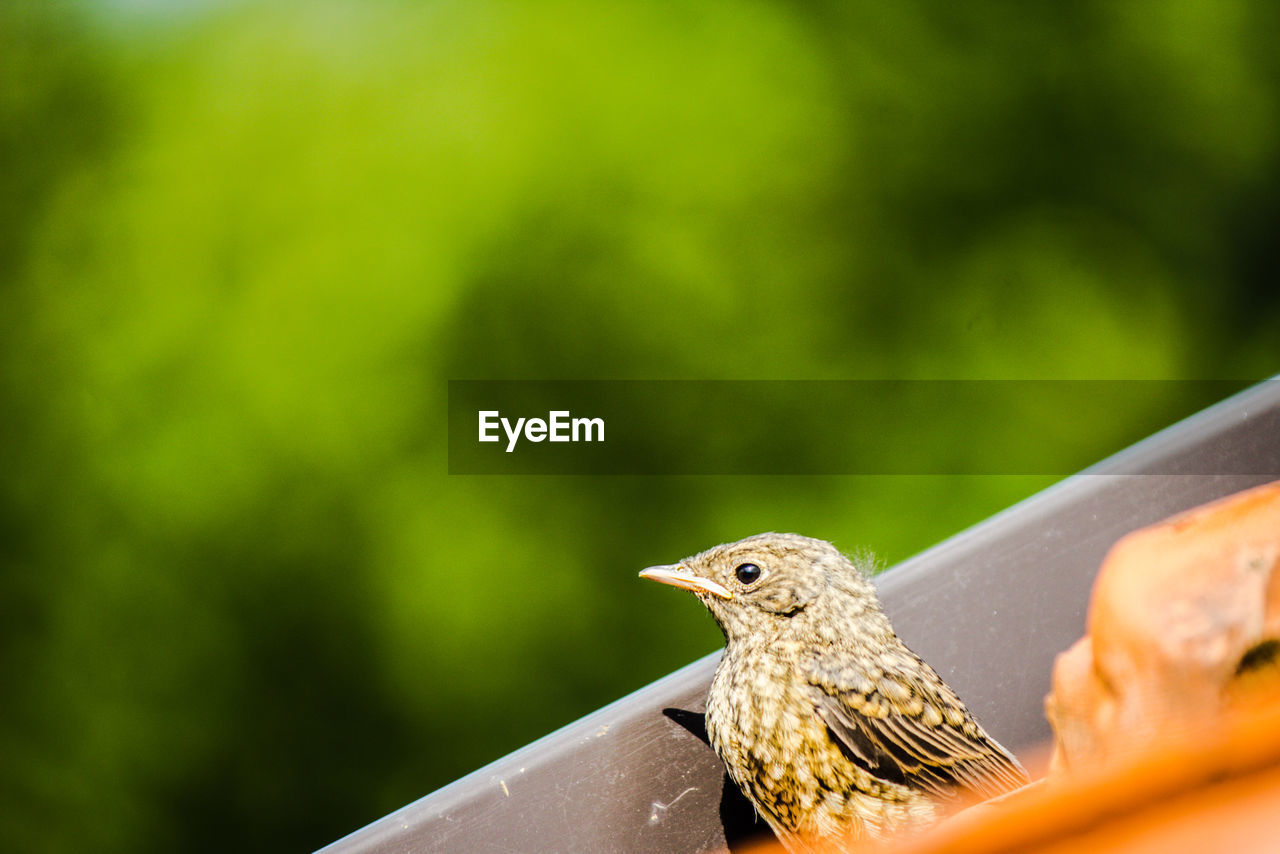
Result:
[320, 378, 1280, 854]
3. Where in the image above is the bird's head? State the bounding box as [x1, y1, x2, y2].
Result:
[640, 532, 878, 642]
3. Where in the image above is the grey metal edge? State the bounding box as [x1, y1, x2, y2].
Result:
[319, 378, 1280, 854]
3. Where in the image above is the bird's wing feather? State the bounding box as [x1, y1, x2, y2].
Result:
[805, 650, 1027, 800]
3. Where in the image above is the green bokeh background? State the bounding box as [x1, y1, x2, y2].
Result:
[2, 1, 1278, 851]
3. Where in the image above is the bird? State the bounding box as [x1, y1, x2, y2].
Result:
[639, 533, 1027, 851]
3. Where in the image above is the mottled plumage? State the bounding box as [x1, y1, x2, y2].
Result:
[640, 533, 1026, 851]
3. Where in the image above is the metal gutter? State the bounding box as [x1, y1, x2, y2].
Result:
[320, 378, 1280, 854]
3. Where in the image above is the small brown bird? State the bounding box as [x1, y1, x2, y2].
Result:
[640, 533, 1026, 851]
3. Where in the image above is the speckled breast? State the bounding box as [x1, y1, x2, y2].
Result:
[706, 645, 929, 842]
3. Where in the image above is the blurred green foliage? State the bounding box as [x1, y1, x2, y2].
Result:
[1, 0, 1277, 850]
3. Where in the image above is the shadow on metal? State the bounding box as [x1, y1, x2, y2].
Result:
[661, 707, 775, 851]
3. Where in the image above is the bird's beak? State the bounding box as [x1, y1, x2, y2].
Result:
[639, 564, 733, 600]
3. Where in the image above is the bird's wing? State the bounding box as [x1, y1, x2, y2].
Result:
[805, 649, 1027, 800]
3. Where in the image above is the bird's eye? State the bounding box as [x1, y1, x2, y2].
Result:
[735, 563, 762, 585]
